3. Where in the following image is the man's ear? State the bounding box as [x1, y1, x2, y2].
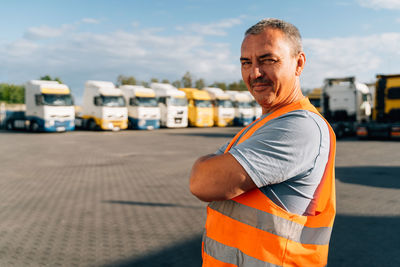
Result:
[295, 52, 306, 76]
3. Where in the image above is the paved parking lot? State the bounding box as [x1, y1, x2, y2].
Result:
[0, 128, 399, 266]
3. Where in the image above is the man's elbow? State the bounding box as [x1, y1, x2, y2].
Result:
[189, 175, 214, 202]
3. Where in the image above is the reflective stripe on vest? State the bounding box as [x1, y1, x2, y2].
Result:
[202, 98, 336, 267]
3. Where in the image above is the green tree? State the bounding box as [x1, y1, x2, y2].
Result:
[161, 79, 170, 84]
[40, 75, 62, 84]
[181, 71, 192, 88]
[0, 83, 25, 104]
[195, 78, 205, 89]
[172, 80, 181, 88]
[150, 78, 159, 83]
[141, 81, 149, 87]
[117, 75, 137, 86]
[210, 82, 227, 91]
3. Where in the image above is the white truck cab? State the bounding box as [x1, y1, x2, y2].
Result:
[202, 87, 235, 127]
[78, 80, 128, 131]
[226, 90, 254, 126]
[151, 83, 188, 128]
[120, 85, 160, 130]
[243, 91, 262, 121]
[23, 80, 75, 132]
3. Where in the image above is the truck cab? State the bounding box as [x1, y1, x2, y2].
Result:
[179, 88, 213, 127]
[202, 87, 234, 127]
[307, 88, 322, 113]
[78, 80, 128, 131]
[322, 77, 372, 138]
[243, 91, 262, 121]
[120, 85, 160, 130]
[357, 74, 400, 139]
[7, 80, 75, 132]
[226, 91, 254, 126]
[151, 83, 188, 128]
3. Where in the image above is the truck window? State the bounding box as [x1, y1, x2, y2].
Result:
[100, 95, 126, 107]
[168, 97, 187, 107]
[217, 99, 233, 108]
[194, 100, 212, 108]
[388, 87, 400, 99]
[130, 97, 158, 107]
[238, 101, 252, 108]
[42, 94, 74, 106]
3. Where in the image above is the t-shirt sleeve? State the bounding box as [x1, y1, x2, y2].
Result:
[215, 141, 229, 155]
[228, 111, 322, 188]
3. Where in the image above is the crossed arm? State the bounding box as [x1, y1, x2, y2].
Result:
[189, 152, 257, 202]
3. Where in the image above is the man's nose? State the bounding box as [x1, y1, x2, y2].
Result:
[250, 64, 263, 80]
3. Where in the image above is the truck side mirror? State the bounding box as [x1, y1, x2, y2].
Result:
[35, 95, 43, 106]
[94, 96, 102, 106]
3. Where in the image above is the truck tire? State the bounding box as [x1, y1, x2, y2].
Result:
[31, 121, 40, 132]
[6, 121, 13, 130]
[88, 119, 98, 131]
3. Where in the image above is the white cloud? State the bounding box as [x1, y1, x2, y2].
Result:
[301, 33, 400, 88]
[357, 0, 400, 9]
[24, 24, 74, 40]
[0, 22, 241, 101]
[81, 18, 101, 24]
[177, 17, 243, 36]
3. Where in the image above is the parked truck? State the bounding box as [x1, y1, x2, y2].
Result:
[357, 74, 400, 139]
[202, 87, 234, 127]
[75, 80, 128, 131]
[5, 80, 75, 132]
[321, 77, 372, 138]
[226, 90, 254, 126]
[307, 88, 322, 113]
[151, 83, 188, 128]
[179, 88, 213, 127]
[243, 91, 262, 121]
[120, 85, 160, 130]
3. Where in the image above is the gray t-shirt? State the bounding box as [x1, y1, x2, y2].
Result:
[215, 110, 330, 216]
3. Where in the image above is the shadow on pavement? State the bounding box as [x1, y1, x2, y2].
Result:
[103, 200, 203, 209]
[100, 214, 400, 267]
[329, 214, 400, 267]
[336, 166, 400, 189]
[168, 131, 238, 139]
[101, 234, 203, 267]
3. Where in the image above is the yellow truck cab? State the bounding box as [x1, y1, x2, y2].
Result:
[179, 88, 213, 127]
[202, 87, 234, 127]
[357, 74, 400, 139]
[307, 88, 322, 113]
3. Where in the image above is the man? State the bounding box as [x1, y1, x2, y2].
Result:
[190, 18, 336, 267]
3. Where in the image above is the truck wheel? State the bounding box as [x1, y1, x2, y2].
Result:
[31, 121, 40, 132]
[88, 120, 98, 131]
[6, 121, 13, 130]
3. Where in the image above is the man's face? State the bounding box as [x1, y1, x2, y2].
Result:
[240, 28, 304, 112]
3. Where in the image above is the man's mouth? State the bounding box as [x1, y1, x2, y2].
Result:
[251, 82, 273, 92]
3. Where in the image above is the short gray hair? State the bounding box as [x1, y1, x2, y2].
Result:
[245, 18, 303, 56]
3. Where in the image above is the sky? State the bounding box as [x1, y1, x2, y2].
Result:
[1, 0, 400, 103]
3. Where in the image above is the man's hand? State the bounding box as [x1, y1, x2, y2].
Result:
[189, 153, 256, 202]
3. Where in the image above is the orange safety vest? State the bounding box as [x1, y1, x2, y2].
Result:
[202, 98, 336, 267]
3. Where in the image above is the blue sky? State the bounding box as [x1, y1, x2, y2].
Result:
[1, 0, 400, 102]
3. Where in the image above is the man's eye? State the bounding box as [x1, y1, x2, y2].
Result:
[241, 61, 251, 66]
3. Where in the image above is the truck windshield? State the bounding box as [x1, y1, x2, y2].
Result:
[101, 96, 126, 107]
[309, 98, 321, 108]
[42, 94, 74, 106]
[168, 97, 187, 107]
[217, 100, 233, 108]
[237, 102, 252, 108]
[195, 100, 212, 108]
[131, 97, 158, 107]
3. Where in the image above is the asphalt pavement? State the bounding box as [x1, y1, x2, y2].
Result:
[0, 128, 399, 267]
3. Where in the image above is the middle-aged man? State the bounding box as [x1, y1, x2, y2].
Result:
[190, 18, 336, 267]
